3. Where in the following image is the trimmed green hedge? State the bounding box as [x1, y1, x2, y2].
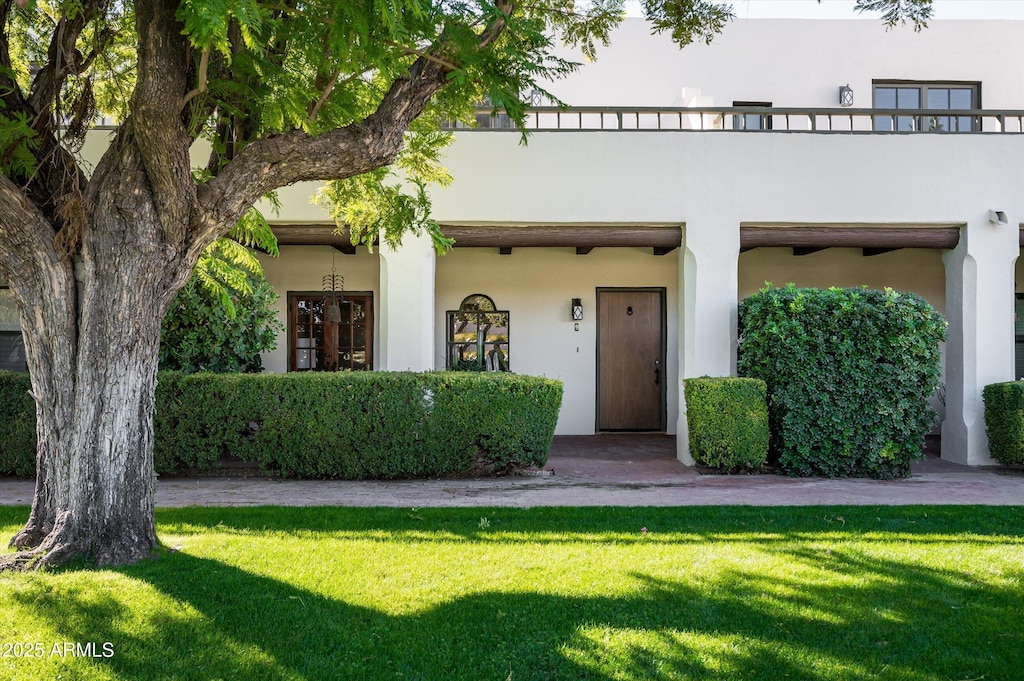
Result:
[982, 382, 1024, 465]
[684, 377, 768, 472]
[0, 371, 563, 479]
[738, 285, 946, 479]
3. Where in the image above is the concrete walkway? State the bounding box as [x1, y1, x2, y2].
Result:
[1, 435, 1022, 508]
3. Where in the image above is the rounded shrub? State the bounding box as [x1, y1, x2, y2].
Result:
[982, 382, 1024, 465]
[738, 285, 946, 479]
[684, 377, 768, 472]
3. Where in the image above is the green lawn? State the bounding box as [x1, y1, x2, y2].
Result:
[1, 505, 1021, 680]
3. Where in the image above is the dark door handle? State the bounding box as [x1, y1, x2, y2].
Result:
[654, 367, 661, 385]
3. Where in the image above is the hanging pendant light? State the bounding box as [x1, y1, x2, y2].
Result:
[323, 250, 344, 324]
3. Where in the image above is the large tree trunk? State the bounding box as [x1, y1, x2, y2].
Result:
[2, 123, 192, 570]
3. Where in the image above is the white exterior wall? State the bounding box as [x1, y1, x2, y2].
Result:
[379, 232, 436, 371]
[542, 19, 1024, 110]
[435, 248, 679, 434]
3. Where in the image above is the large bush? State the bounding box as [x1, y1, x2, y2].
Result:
[738, 285, 946, 479]
[2, 371, 562, 478]
[684, 377, 768, 472]
[982, 382, 1024, 465]
[159, 272, 282, 373]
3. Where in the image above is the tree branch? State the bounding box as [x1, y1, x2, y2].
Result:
[478, 0, 514, 49]
[27, 1, 104, 130]
[123, 0, 196, 245]
[178, 42, 211, 111]
[0, 0, 32, 118]
[384, 39, 462, 72]
[307, 69, 341, 122]
[191, 1, 513, 255]
[0, 175, 65, 290]
[193, 54, 453, 252]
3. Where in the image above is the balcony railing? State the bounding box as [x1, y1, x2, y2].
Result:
[446, 106, 1024, 133]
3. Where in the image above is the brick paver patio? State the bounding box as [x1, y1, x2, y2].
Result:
[1, 435, 1021, 508]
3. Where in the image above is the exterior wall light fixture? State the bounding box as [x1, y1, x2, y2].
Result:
[839, 84, 854, 107]
[571, 298, 583, 321]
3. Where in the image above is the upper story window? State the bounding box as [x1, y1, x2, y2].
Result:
[873, 81, 980, 132]
[446, 294, 510, 372]
[732, 101, 772, 131]
[0, 288, 27, 373]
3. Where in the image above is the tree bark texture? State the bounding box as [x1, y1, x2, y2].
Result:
[2, 123, 192, 568]
[0, 0, 466, 569]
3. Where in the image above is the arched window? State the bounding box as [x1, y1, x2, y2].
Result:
[446, 294, 510, 371]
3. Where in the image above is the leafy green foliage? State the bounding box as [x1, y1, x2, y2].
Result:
[641, 0, 733, 47]
[159, 270, 282, 374]
[738, 285, 946, 479]
[0, 107, 37, 178]
[0, 371, 563, 477]
[684, 376, 768, 472]
[854, 0, 933, 31]
[982, 382, 1024, 465]
[152, 371, 563, 477]
[0, 371, 35, 476]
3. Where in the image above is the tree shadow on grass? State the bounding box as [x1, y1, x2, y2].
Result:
[7, 532, 1023, 681]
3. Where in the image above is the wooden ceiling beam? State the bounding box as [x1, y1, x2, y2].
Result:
[271, 224, 364, 247]
[440, 225, 682, 249]
[271, 224, 684, 251]
[741, 226, 960, 250]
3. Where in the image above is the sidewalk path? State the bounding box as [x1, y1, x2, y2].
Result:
[1, 435, 1021, 508]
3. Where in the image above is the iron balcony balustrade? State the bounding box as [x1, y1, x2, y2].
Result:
[444, 106, 1024, 134]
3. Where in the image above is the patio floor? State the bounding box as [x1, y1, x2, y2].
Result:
[0, 435, 1021, 508]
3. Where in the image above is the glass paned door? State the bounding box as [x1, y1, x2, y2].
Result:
[290, 293, 373, 371]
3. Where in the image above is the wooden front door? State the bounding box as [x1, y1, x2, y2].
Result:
[598, 289, 665, 431]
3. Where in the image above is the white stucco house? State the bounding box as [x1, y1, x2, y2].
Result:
[2, 18, 1022, 466]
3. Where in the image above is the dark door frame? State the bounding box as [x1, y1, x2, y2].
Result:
[595, 287, 668, 432]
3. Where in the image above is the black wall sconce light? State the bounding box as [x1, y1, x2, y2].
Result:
[571, 298, 583, 321]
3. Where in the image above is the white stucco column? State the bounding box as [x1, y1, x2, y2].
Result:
[676, 219, 741, 465]
[378, 232, 436, 370]
[941, 217, 1017, 465]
